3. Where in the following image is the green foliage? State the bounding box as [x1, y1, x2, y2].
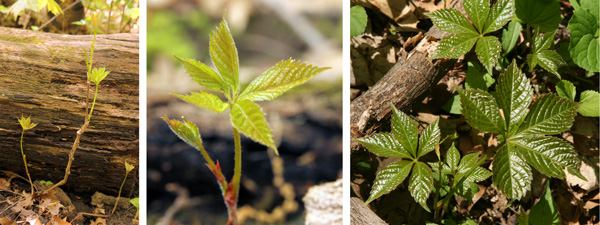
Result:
[579, 90, 600, 117]
[427, 0, 514, 72]
[350, 6, 367, 37]
[567, 0, 600, 72]
[458, 61, 583, 199]
[39, 180, 54, 186]
[555, 80, 576, 101]
[515, 0, 561, 32]
[502, 21, 522, 54]
[89, 67, 111, 85]
[7, 0, 62, 19]
[526, 30, 566, 78]
[356, 105, 439, 211]
[519, 182, 560, 225]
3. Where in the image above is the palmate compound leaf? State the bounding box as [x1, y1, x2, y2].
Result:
[391, 105, 418, 157]
[457, 88, 506, 134]
[365, 160, 414, 205]
[210, 15, 240, 95]
[171, 91, 230, 113]
[230, 100, 277, 154]
[355, 133, 413, 159]
[162, 116, 203, 150]
[475, 36, 503, 74]
[516, 93, 580, 137]
[239, 59, 330, 102]
[409, 162, 434, 212]
[512, 136, 579, 179]
[492, 144, 532, 199]
[417, 118, 440, 158]
[496, 61, 532, 134]
[174, 55, 227, 94]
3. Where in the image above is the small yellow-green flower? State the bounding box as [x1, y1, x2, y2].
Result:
[18, 115, 37, 131]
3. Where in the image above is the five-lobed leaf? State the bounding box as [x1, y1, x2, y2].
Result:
[172, 91, 230, 113]
[174, 55, 227, 94]
[365, 160, 414, 205]
[210, 16, 240, 95]
[230, 100, 277, 154]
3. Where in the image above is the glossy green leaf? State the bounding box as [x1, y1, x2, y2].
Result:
[350, 6, 368, 37]
[391, 105, 418, 157]
[162, 116, 203, 150]
[529, 182, 560, 225]
[513, 136, 579, 178]
[515, 0, 561, 32]
[230, 100, 276, 153]
[409, 162, 433, 212]
[497, 61, 533, 133]
[516, 94, 580, 137]
[174, 55, 227, 94]
[445, 143, 460, 171]
[475, 36, 502, 73]
[239, 59, 329, 101]
[172, 91, 230, 113]
[502, 21, 523, 54]
[579, 90, 600, 117]
[568, 4, 600, 72]
[427, 9, 478, 34]
[210, 16, 240, 94]
[532, 31, 556, 54]
[492, 144, 532, 199]
[483, 0, 515, 34]
[464, 0, 489, 33]
[431, 33, 479, 59]
[355, 133, 412, 159]
[417, 118, 440, 158]
[365, 161, 414, 205]
[457, 88, 506, 134]
[555, 80, 576, 101]
[456, 153, 479, 177]
[465, 61, 495, 91]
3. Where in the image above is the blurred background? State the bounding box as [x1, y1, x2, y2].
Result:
[146, 0, 342, 224]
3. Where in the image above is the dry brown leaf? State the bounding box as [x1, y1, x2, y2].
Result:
[0, 178, 10, 190]
[0, 217, 17, 225]
[90, 218, 106, 225]
[51, 216, 70, 225]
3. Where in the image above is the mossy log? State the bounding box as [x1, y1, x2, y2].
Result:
[0, 27, 138, 195]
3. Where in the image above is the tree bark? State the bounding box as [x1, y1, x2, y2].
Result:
[0, 27, 139, 195]
[350, 197, 387, 225]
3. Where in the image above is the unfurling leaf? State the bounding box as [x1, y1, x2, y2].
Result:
[210, 15, 240, 95]
[365, 161, 413, 205]
[162, 116, 203, 150]
[125, 162, 135, 173]
[230, 100, 277, 154]
[172, 91, 230, 113]
[174, 55, 227, 94]
[89, 67, 110, 85]
[239, 59, 329, 101]
[18, 115, 37, 131]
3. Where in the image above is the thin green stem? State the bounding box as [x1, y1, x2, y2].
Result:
[232, 127, 242, 193]
[433, 149, 442, 223]
[111, 171, 129, 216]
[20, 130, 34, 194]
[88, 85, 99, 120]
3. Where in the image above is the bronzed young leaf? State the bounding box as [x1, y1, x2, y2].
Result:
[230, 100, 277, 154]
[457, 88, 506, 133]
[409, 162, 434, 212]
[172, 91, 230, 113]
[492, 144, 532, 199]
[174, 55, 227, 94]
[355, 133, 412, 159]
[365, 161, 414, 205]
[516, 94, 580, 137]
[210, 15, 240, 95]
[497, 61, 532, 134]
[391, 105, 418, 157]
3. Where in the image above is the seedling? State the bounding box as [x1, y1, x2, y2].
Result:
[111, 161, 135, 215]
[17, 115, 37, 194]
[162, 13, 329, 225]
[130, 197, 139, 221]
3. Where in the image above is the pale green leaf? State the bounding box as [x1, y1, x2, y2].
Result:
[426, 9, 478, 34]
[513, 136, 578, 178]
[7, 0, 39, 18]
[445, 143, 460, 171]
[568, 5, 600, 72]
[516, 94, 579, 137]
[172, 91, 230, 113]
[39, 0, 62, 15]
[483, 0, 515, 34]
[355, 133, 412, 158]
[365, 161, 414, 205]
[457, 88, 506, 134]
[431, 33, 479, 59]
[502, 20, 523, 54]
[350, 6, 368, 37]
[210, 16, 240, 94]
[162, 116, 203, 150]
[89, 67, 111, 85]
[130, 197, 140, 209]
[391, 105, 418, 157]
[239, 59, 329, 101]
[463, 0, 489, 33]
[492, 144, 532, 199]
[174, 55, 227, 94]
[475, 36, 502, 73]
[529, 182, 560, 225]
[529, 50, 566, 78]
[409, 162, 433, 212]
[465, 61, 495, 90]
[579, 90, 600, 117]
[515, 0, 562, 32]
[497, 61, 533, 134]
[555, 80, 576, 101]
[230, 100, 276, 153]
[417, 118, 440, 158]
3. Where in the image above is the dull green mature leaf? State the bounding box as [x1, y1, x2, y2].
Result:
[174, 55, 227, 94]
[210, 16, 240, 95]
[502, 21, 523, 54]
[355, 133, 412, 158]
[432, 33, 480, 59]
[457, 88, 506, 134]
[475, 36, 502, 73]
[528, 50, 566, 77]
[172, 91, 230, 113]
[465, 61, 495, 91]
[365, 161, 414, 205]
[230, 100, 277, 153]
[492, 144, 532, 199]
[409, 162, 434, 212]
[417, 118, 440, 158]
[555, 80, 576, 101]
[350, 6, 368, 37]
[427, 8, 478, 34]
[515, 0, 562, 32]
[391, 105, 418, 157]
[529, 182, 560, 225]
[239, 59, 329, 102]
[568, 0, 600, 72]
[512, 136, 577, 178]
[162, 117, 203, 150]
[482, 0, 515, 34]
[464, 0, 489, 33]
[497, 61, 532, 134]
[516, 94, 580, 137]
[579, 90, 600, 117]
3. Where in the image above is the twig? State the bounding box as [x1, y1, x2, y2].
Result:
[156, 183, 202, 225]
[38, 0, 82, 31]
[118, 0, 132, 33]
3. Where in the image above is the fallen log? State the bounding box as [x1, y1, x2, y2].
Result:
[0, 27, 139, 195]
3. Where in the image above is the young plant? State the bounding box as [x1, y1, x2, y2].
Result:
[18, 115, 38, 194]
[525, 30, 566, 78]
[130, 197, 139, 221]
[162, 14, 329, 225]
[555, 80, 600, 117]
[111, 161, 135, 215]
[426, 0, 514, 72]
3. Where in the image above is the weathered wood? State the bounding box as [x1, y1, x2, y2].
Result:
[0, 27, 138, 195]
[350, 197, 387, 225]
